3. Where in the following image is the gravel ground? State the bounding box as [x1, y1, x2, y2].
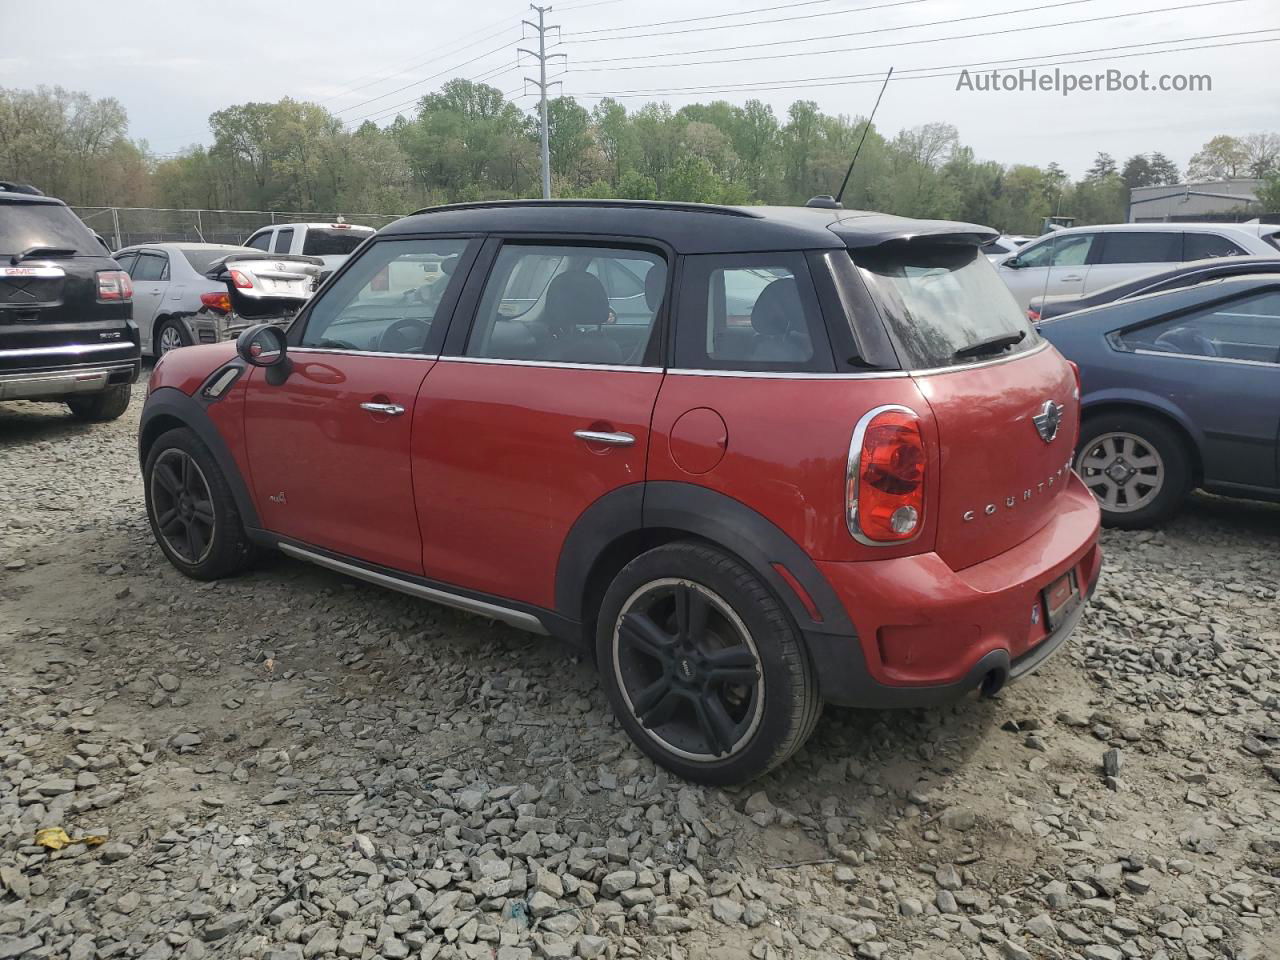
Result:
[1, 393, 1277, 960]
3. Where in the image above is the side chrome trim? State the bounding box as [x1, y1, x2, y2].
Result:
[290, 348, 440, 361]
[277, 543, 549, 635]
[0, 342, 135, 359]
[667, 368, 910, 380]
[846, 403, 923, 548]
[574, 429, 636, 446]
[439, 356, 662, 374]
[1132, 348, 1278, 369]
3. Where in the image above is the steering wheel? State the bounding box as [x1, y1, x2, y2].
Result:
[377, 317, 432, 354]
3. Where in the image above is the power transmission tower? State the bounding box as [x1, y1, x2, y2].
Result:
[520, 4, 565, 199]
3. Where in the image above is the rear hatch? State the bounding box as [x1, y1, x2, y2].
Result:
[855, 243, 1078, 571]
[206, 253, 323, 320]
[0, 196, 136, 372]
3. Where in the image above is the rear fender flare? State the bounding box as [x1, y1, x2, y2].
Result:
[138, 386, 260, 529]
[556, 482, 855, 639]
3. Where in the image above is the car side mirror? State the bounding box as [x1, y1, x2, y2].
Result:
[236, 324, 291, 384]
[1003, 257, 1023, 269]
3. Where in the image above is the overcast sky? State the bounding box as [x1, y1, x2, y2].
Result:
[3, 0, 1276, 177]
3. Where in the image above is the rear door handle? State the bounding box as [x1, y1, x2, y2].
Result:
[1059, 274, 1083, 282]
[574, 429, 635, 446]
[360, 402, 405, 416]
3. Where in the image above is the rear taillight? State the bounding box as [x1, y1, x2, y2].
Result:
[200, 292, 232, 313]
[96, 270, 132, 301]
[229, 269, 253, 289]
[848, 405, 926, 545]
[1027, 306, 1041, 322]
[1068, 360, 1081, 398]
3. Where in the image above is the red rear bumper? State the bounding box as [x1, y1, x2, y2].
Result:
[810, 472, 1101, 706]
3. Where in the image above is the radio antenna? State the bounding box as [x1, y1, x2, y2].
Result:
[834, 66, 894, 207]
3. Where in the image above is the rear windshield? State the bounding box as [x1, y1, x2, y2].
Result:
[855, 245, 1038, 369]
[1266, 232, 1280, 253]
[0, 201, 100, 257]
[302, 228, 370, 257]
[182, 246, 254, 274]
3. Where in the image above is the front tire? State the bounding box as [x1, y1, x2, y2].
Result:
[144, 427, 254, 580]
[1076, 412, 1191, 528]
[67, 384, 131, 422]
[595, 542, 820, 785]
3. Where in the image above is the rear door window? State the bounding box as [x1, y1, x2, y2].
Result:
[674, 252, 831, 371]
[1183, 232, 1247, 260]
[1097, 232, 1181, 264]
[856, 245, 1038, 369]
[465, 243, 666, 367]
[273, 228, 295, 254]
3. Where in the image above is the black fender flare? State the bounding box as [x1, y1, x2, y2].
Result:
[138, 386, 261, 529]
[555, 481, 855, 640]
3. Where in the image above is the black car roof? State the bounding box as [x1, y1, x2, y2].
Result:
[385, 199, 996, 254]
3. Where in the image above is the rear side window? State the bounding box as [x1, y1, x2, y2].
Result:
[1117, 290, 1280, 364]
[1183, 233, 1247, 260]
[303, 228, 369, 257]
[0, 201, 99, 257]
[466, 244, 666, 367]
[1097, 232, 1180, 264]
[273, 228, 295, 254]
[674, 252, 831, 371]
[132, 252, 169, 282]
[856, 245, 1037, 370]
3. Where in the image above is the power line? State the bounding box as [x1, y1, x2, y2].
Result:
[565, 0, 935, 42]
[336, 37, 519, 116]
[569, 33, 1279, 98]
[569, 28, 1278, 96]
[568, 0, 1250, 70]
[566, 0, 863, 36]
[318, 15, 520, 105]
[522, 4, 565, 199]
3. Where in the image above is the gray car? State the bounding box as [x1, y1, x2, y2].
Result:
[111, 243, 257, 356]
[1039, 273, 1280, 527]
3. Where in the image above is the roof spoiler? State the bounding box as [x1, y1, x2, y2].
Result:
[835, 220, 999, 251]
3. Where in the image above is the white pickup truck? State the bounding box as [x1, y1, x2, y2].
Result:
[242, 221, 374, 271]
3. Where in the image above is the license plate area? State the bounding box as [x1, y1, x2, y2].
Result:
[1042, 570, 1079, 629]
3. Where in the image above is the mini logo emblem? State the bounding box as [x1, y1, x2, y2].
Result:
[1033, 400, 1064, 443]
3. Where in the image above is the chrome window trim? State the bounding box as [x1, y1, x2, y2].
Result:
[1132, 348, 1278, 369]
[440, 356, 662, 374]
[668, 368, 909, 380]
[0, 342, 135, 359]
[290, 347, 440, 361]
[846, 403, 924, 548]
[278, 543, 547, 635]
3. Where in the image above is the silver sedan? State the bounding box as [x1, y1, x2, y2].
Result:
[111, 242, 257, 356]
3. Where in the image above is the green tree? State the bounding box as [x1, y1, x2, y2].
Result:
[1147, 152, 1180, 185]
[1258, 173, 1280, 212]
[1121, 154, 1155, 188]
[1085, 152, 1118, 181]
[1187, 135, 1249, 180]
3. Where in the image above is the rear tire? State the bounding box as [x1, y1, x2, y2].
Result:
[155, 318, 192, 356]
[144, 427, 255, 580]
[1076, 412, 1191, 528]
[66, 384, 131, 422]
[595, 542, 820, 785]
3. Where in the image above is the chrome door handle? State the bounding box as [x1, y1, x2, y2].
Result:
[360, 402, 405, 416]
[574, 429, 635, 446]
[1059, 274, 1083, 282]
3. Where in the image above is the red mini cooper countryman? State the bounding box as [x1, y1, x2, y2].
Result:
[139, 200, 1101, 784]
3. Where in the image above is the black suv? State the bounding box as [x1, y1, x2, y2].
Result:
[0, 182, 140, 421]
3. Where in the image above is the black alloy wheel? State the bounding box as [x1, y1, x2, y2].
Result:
[149, 447, 216, 565]
[614, 578, 764, 761]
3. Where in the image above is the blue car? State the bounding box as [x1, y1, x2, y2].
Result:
[1039, 273, 1280, 527]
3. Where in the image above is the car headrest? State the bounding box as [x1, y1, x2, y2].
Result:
[545, 269, 609, 332]
[644, 263, 666, 311]
[441, 255, 458, 276]
[751, 277, 802, 337]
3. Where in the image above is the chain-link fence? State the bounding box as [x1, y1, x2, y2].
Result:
[70, 206, 404, 251]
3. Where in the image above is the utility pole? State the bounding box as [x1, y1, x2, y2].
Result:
[520, 4, 564, 199]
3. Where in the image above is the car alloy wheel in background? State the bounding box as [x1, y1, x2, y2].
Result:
[149, 448, 216, 565]
[1076, 431, 1165, 514]
[613, 578, 764, 762]
[158, 323, 187, 355]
